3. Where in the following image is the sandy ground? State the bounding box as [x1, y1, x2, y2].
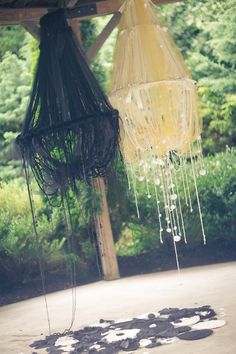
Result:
[0, 262, 235, 354]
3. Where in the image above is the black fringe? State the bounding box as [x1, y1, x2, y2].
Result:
[16, 9, 120, 196]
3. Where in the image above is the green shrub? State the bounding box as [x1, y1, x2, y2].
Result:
[186, 148, 236, 244]
[116, 223, 161, 256]
[115, 149, 236, 256]
[0, 177, 103, 285]
[0, 180, 67, 284]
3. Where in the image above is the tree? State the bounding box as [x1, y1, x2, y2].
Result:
[0, 27, 32, 180]
[160, 0, 236, 153]
[0, 25, 26, 60]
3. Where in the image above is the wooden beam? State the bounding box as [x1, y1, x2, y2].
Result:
[22, 21, 39, 39]
[86, 11, 121, 63]
[0, 0, 184, 25]
[0, 8, 46, 24]
[95, 0, 122, 16]
[68, 18, 81, 41]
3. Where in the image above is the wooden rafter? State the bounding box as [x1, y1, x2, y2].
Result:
[22, 21, 39, 38]
[86, 11, 121, 63]
[0, 0, 183, 25]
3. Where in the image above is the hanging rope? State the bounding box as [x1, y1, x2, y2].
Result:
[23, 157, 52, 334]
[61, 191, 77, 332]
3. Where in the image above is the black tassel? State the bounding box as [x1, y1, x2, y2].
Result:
[16, 9, 120, 195]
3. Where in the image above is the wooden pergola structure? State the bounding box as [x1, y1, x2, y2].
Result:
[0, 0, 182, 281]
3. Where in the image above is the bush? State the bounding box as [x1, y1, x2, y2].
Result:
[0, 175, 104, 286]
[186, 148, 236, 244]
[115, 148, 236, 256]
[0, 180, 67, 284]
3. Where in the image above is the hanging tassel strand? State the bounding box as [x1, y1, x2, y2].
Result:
[61, 191, 77, 332]
[23, 158, 52, 335]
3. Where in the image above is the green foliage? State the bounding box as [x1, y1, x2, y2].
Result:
[93, 16, 118, 93]
[0, 25, 27, 60]
[116, 223, 159, 256]
[0, 27, 32, 181]
[183, 148, 236, 244]
[115, 149, 236, 256]
[0, 179, 101, 284]
[0, 51, 31, 179]
[0, 180, 66, 284]
[0, 52, 31, 129]
[160, 0, 236, 153]
[29, 37, 40, 75]
[199, 89, 236, 152]
[80, 19, 107, 90]
[58, 184, 102, 262]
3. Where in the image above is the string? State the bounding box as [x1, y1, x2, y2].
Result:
[61, 191, 77, 332]
[23, 157, 52, 335]
[90, 198, 103, 281]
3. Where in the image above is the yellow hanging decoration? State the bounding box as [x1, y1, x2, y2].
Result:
[109, 0, 201, 160]
[109, 0, 206, 250]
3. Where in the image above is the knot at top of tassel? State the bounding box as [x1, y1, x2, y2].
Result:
[40, 9, 71, 37]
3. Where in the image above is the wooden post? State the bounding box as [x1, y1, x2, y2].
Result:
[70, 20, 120, 281]
[93, 178, 120, 280]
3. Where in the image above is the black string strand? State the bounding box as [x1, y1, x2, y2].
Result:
[23, 157, 52, 335]
[61, 191, 77, 332]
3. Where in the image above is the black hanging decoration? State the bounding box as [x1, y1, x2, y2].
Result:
[16, 9, 120, 196]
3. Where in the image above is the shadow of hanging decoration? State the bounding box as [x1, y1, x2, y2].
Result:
[16, 9, 120, 196]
